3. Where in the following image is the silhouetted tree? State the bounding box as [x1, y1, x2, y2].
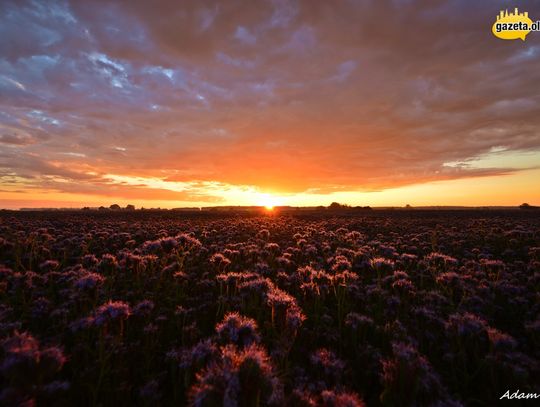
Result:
[109, 204, 121, 211]
[519, 203, 538, 210]
[125, 204, 135, 211]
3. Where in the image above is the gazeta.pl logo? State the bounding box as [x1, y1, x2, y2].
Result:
[492, 8, 539, 41]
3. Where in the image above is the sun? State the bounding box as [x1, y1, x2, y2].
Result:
[257, 194, 283, 211]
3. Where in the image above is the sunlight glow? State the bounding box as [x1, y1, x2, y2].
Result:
[2, 169, 540, 210]
[256, 194, 284, 210]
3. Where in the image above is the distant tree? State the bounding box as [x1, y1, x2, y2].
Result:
[125, 204, 135, 211]
[353, 205, 372, 211]
[81, 207, 91, 211]
[519, 203, 538, 210]
[405, 204, 412, 209]
[329, 202, 343, 210]
[98, 206, 108, 212]
[109, 204, 121, 211]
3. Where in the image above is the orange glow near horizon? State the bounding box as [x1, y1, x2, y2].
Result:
[1, 168, 540, 209]
[257, 194, 283, 211]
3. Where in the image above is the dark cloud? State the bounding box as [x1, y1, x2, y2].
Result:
[0, 0, 539, 201]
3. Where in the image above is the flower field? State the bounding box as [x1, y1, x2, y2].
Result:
[0, 210, 538, 406]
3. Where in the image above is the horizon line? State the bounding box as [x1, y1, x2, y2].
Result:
[2, 203, 538, 212]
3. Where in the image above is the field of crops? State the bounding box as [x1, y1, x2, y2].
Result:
[0, 210, 538, 406]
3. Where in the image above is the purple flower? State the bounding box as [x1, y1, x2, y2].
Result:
[265, 243, 280, 253]
[74, 272, 105, 291]
[39, 260, 59, 272]
[320, 389, 366, 407]
[216, 312, 260, 347]
[381, 342, 445, 405]
[445, 312, 488, 340]
[42, 380, 70, 395]
[210, 253, 231, 267]
[81, 254, 99, 269]
[94, 301, 130, 326]
[425, 252, 458, 268]
[370, 257, 395, 273]
[69, 316, 95, 332]
[177, 339, 218, 370]
[436, 272, 461, 287]
[391, 278, 416, 296]
[31, 297, 51, 319]
[176, 233, 202, 251]
[141, 240, 162, 254]
[189, 344, 283, 407]
[331, 255, 352, 273]
[345, 313, 374, 331]
[487, 327, 517, 352]
[1, 331, 66, 383]
[98, 254, 118, 272]
[159, 236, 178, 252]
[133, 300, 155, 317]
[257, 229, 270, 240]
[266, 287, 295, 308]
[345, 230, 365, 243]
[39, 346, 67, 378]
[310, 348, 345, 382]
[0, 331, 40, 378]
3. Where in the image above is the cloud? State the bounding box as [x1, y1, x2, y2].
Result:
[0, 133, 35, 146]
[0, 0, 539, 204]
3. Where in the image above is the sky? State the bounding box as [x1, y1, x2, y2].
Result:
[1, 0, 539, 209]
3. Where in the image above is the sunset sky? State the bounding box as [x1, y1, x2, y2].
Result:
[1, 0, 539, 209]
